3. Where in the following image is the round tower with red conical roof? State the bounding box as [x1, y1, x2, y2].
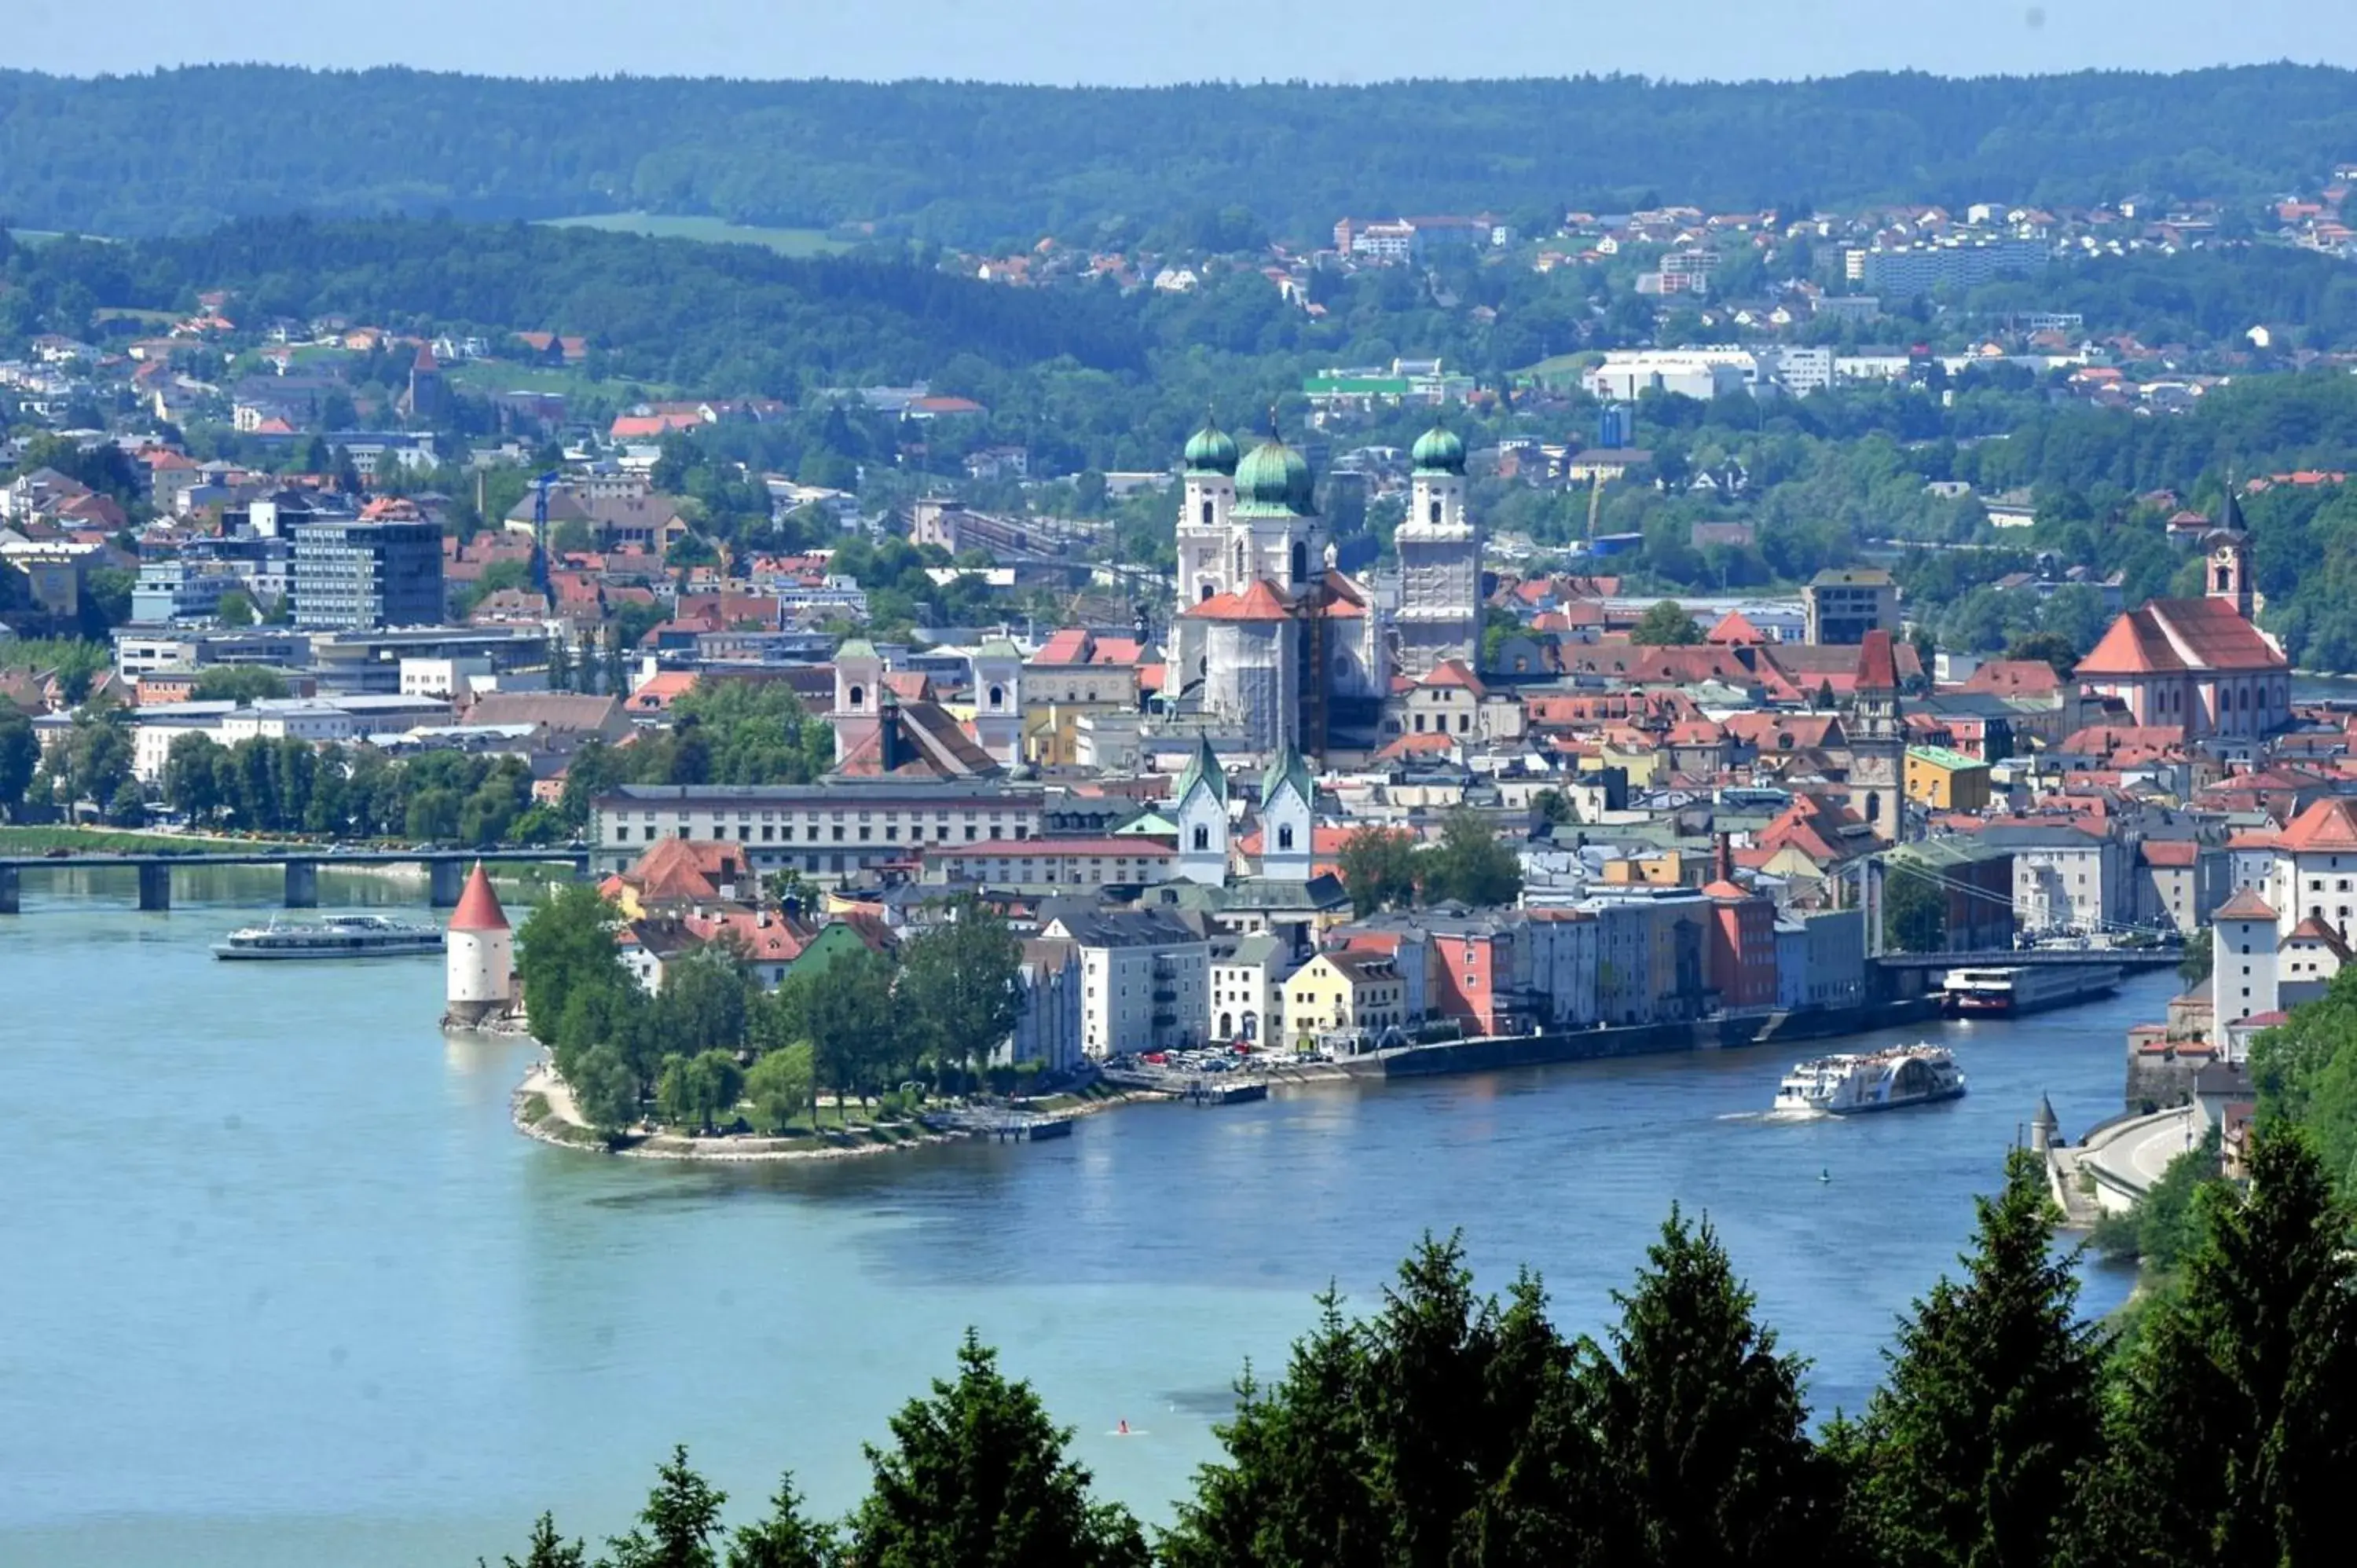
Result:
[445, 862, 515, 1025]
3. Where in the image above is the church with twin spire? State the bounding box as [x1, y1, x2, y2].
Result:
[1164, 412, 1483, 761]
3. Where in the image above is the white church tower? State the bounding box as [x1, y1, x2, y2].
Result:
[1174, 736, 1230, 886]
[1258, 743, 1315, 883]
[445, 862, 515, 1026]
[970, 636, 1024, 766]
[1171, 414, 1241, 691]
[1393, 423, 1482, 678]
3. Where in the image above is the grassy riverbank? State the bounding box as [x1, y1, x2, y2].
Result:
[511, 1061, 1163, 1163]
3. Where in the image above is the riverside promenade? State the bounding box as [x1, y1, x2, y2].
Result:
[2051, 1104, 2200, 1223]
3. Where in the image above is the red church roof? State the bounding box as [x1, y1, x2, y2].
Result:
[2077, 598, 2286, 677]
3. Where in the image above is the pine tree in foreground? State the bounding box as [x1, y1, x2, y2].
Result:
[724, 1474, 837, 1568]
[1583, 1206, 1832, 1566]
[848, 1328, 1148, 1568]
[604, 1445, 728, 1568]
[2087, 1128, 2357, 1567]
[1844, 1149, 2104, 1568]
[1161, 1288, 1384, 1568]
[484, 1511, 588, 1568]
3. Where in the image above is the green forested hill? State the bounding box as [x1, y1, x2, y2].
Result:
[3, 64, 2356, 242]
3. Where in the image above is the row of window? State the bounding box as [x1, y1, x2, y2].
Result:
[614, 822, 1021, 845]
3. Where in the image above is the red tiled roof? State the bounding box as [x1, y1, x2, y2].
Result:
[1421, 658, 1486, 694]
[2279, 796, 2357, 853]
[2078, 599, 2286, 676]
[2139, 840, 2199, 867]
[1706, 610, 1764, 645]
[1184, 580, 1294, 621]
[2215, 888, 2278, 921]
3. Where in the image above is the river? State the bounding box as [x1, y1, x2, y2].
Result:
[1, 868, 2155, 1567]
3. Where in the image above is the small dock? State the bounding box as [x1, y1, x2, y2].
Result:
[1178, 1079, 1269, 1106]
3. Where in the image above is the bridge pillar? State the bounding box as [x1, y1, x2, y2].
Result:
[284, 860, 318, 909]
[0, 865, 16, 915]
[428, 859, 466, 908]
[137, 862, 172, 912]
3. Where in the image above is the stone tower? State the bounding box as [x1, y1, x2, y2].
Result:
[1394, 423, 1482, 678]
[969, 636, 1024, 766]
[1848, 628, 1905, 842]
[445, 862, 514, 1026]
[1174, 736, 1230, 886]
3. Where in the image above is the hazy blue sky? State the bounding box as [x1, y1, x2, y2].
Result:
[9, 1, 2353, 82]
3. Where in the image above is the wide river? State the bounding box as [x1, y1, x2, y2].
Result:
[2, 868, 2157, 1567]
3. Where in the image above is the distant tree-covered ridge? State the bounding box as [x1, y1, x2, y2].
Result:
[5, 64, 2357, 242]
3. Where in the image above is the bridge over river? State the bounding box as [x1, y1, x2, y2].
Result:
[0, 848, 590, 914]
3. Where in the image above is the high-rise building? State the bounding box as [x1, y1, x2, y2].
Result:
[290, 508, 444, 630]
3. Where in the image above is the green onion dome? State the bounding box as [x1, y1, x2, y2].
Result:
[1183, 415, 1240, 475]
[1411, 423, 1466, 475]
[1235, 434, 1314, 515]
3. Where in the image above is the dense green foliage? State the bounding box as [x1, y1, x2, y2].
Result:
[161, 732, 559, 844]
[504, 1134, 2357, 1566]
[515, 889, 1028, 1135]
[3, 218, 1146, 390]
[6, 66, 2357, 242]
[2252, 964, 2357, 1191]
[1337, 812, 1523, 917]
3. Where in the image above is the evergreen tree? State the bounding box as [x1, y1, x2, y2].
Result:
[1357, 1234, 1504, 1568]
[1584, 1207, 1829, 1566]
[1162, 1291, 1384, 1568]
[2089, 1130, 2357, 1566]
[1847, 1150, 2102, 1568]
[1454, 1272, 1610, 1568]
[725, 1474, 838, 1568]
[849, 1331, 1147, 1568]
[484, 1512, 588, 1568]
[605, 1445, 728, 1568]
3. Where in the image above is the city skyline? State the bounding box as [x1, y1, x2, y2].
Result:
[9, 0, 2354, 85]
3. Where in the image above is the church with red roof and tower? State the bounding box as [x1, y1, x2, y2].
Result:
[2073, 489, 2290, 739]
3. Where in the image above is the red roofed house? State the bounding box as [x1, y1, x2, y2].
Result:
[2074, 503, 2289, 738]
[2264, 796, 2357, 947]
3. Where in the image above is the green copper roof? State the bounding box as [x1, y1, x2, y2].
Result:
[1183, 415, 1240, 476]
[837, 637, 879, 661]
[1177, 735, 1228, 804]
[1233, 435, 1316, 518]
[1411, 423, 1466, 475]
[1262, 741, 1312, 810]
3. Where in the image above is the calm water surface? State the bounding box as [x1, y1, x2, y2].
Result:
[1, 867, 2151, 1567]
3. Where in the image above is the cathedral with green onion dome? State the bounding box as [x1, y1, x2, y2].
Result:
[1166, 411, 1477, 758]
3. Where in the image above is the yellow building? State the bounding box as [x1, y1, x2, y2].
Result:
[1602, 849, 1684, 886]
[1285, 951, 1407, 1045]
[1905, 745, 1992, 812]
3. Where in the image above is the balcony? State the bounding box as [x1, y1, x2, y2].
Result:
[1151, 988, 1178, 1004]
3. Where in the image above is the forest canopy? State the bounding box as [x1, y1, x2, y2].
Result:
[5, 64, 2357, 242]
